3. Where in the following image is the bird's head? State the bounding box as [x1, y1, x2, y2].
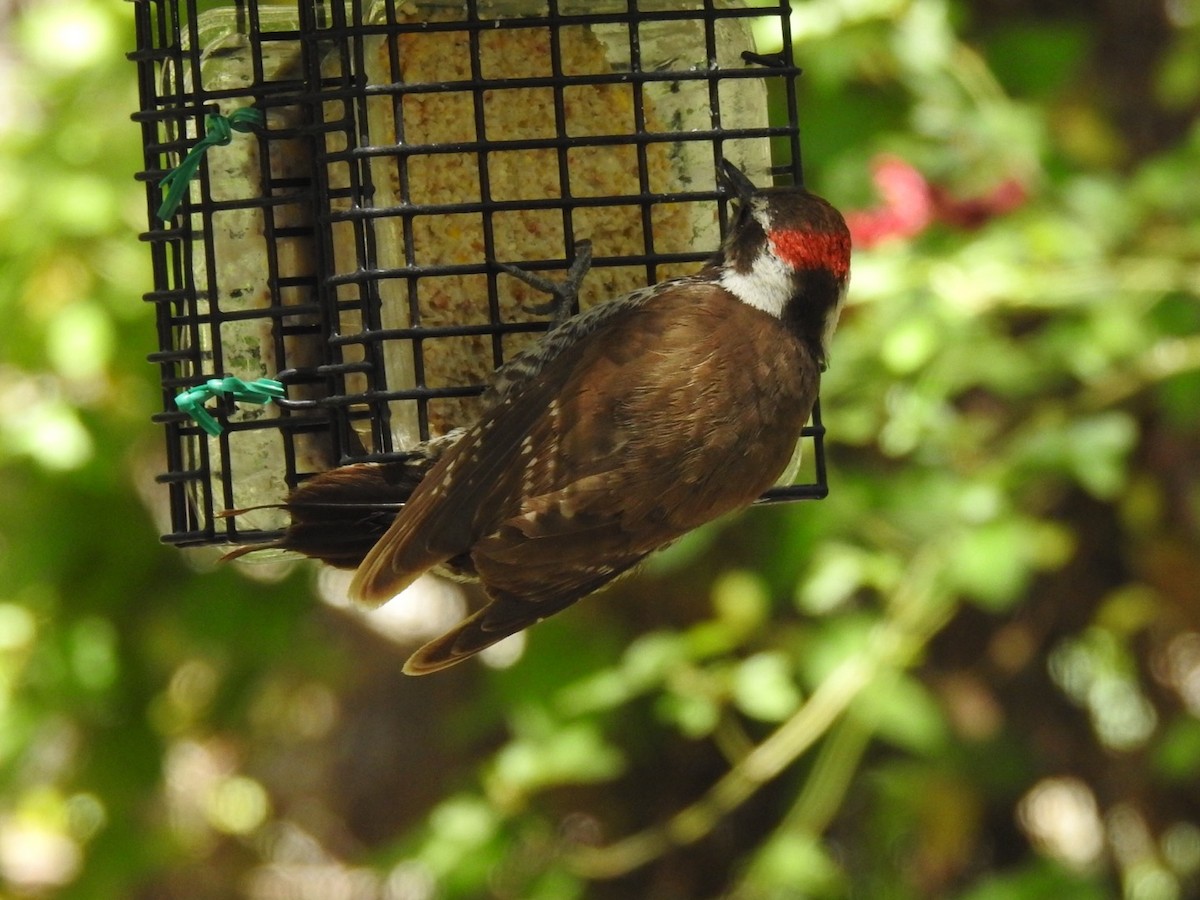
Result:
[715, 161, 851, 369]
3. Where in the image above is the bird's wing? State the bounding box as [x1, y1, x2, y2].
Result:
[346, 379, 553, 604]
[349, 283, 728, 604]
[400, 294, 818, 674]
[400, 458, 683, 675]
[357, 283, 817, 679]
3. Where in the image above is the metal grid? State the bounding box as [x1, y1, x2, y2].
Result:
[131, 0, 827, 551]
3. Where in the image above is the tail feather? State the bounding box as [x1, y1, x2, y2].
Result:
[401, 564, 634, 675]
[223, 459, 428, 568]
[223, 431, 466, 568]
[286, 462, 422, 567]
[402, 605, 524, 675]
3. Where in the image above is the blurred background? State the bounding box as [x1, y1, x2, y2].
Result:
[1, 0, 1199, 897]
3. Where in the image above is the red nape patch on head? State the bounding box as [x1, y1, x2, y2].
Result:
[769, 229, 851, 280]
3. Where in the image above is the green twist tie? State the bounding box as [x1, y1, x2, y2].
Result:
[156, 107, 264, 221]
[175, 376, 285, 437]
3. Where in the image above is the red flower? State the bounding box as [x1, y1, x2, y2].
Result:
[845, 155, 1029, 248]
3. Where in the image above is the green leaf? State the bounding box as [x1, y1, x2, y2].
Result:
[733, 652, 803, 723]
[741, 831, 845, 897]
[957, 859, 1111, 900]
[853, 672, 948, 754]
[1153, 716, 1200, 784]
[490, 722, 624, 797]
[945, 519, 1036, 611]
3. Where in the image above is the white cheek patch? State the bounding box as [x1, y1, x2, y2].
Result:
[751, 201, 772, 232]
[719, 249, 794, 319]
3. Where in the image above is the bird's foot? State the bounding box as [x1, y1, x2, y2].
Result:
[500, 240, 593, 328]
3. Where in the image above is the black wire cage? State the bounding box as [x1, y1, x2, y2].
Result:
[130, 0, 828, 552]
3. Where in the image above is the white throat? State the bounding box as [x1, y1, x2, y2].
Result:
[719, 248, 794, 319]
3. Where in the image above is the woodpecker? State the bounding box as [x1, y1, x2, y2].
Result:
[236, 162, 851, 674]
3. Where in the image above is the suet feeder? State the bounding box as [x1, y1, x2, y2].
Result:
[130, 0, 828, 552]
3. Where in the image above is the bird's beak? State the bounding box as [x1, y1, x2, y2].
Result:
[719, 160, 757, 204]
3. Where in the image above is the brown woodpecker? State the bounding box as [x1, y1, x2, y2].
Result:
[237, 162, 851, 674]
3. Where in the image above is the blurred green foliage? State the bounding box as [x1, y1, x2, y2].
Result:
[1, 0, 1199, 897]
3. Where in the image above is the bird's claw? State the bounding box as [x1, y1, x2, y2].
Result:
[500, 241, 594, 328]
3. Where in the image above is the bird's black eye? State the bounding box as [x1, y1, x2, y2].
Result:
[719, 159, 758, 203]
